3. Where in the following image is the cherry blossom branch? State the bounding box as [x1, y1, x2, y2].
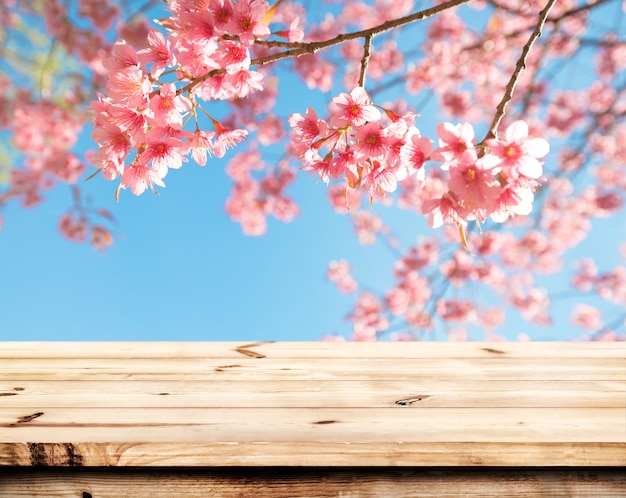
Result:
[357, 34, 373, 87]
[251, 0, 471, 68]
[482, 0, 558, 142]
[177, 0, 470, 96]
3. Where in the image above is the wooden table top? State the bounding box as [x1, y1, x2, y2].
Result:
[1, 342, 624, 467]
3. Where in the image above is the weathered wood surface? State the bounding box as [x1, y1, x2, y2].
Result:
[0, 342, 624, 467]
[1, 468, 626, 497]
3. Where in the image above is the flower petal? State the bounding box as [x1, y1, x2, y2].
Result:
[505, 120, 529, 142]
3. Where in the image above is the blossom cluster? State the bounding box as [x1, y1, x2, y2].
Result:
[289, 86, 550, 233]
[90, 0, 287, 198]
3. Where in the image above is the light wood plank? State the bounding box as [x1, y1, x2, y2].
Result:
[3, 380, 622, 409]
[1, 358, 622, 381]
[2, 390, 622, 408]
[1, 341, 624, 359]
[1, 441, 624, 467]
[1, 379, 622, 408]
[1, 369, 619, 381]
[0, 407, 623, 442]
[2, 357, 623, 371]
[1, 468, 626, 497]
[0, 342, 624, 468]
[2, 379, 621, 394]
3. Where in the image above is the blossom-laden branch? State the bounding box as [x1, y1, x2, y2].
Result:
[178, 0, 471, 95]
[251, 0, 470, 65]
[482, 0, 558, 143]
[92, 0, 480, 202]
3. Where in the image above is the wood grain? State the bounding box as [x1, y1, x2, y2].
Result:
[1, 468, 626, 497]
[0, 342, 624, 467]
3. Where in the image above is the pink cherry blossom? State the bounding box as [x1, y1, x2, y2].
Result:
[274, 18, 304, 42]
[79, 0, 120, 30]
[431, 122, 477, 168]
[422, 192, 466, 229]
[229, 0, 271, 45]
[149, 83, 192, 129]
[490, 181, 535, 222]
[139, 131, 185, 176]
[331, 86, 381, 127]
[327, 259, 358, 294]
[349, 291, 389, 341]
[353, 122, 389, 158]
[351, 210, 389, 245]
[120, 163, 166, 196]
[138, 29, 176, 78]
[225, 69, 264, 98]
[447, 156, 501, 219]
[256, 115, 285, 145]
[182, 130, 215, 166]
[209, 0, 235, 33]
[58, 212, 88, 243]
[327, 184, 362, 213]
[212, 122, 249, 158]
[289, 107, 327, 141]
[214, 40, 251, 73]
[91, 225, 114, 251]
[571, 304, 603, 330]
[293, 54, 335, 92]
[398, 131, 431, 181]
[106, 65, 152, 103]
[510, 287, 552, 325]
[103, 39, 140, 74]
[436, 298, 476, 322]
[361, 162, 397, 198]
[486, 120, 549, 179]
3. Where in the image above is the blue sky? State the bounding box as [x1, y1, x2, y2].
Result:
[1, 1, 624, 341]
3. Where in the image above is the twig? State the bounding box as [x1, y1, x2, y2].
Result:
[485, 0, 610, 19]
[464, 0, 611, 53]
[481, 0, 558, 142]
[358, 34, 373, 87]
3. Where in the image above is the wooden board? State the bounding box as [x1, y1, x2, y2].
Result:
[2, 468, 626, 497]
[0, 342, 624, 467]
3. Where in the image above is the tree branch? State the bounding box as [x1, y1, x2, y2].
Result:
[177, 0, 470, 96]
[358, 34, 373, 87]
[251, 0, 470, 69]
[481, 0, 558, 142]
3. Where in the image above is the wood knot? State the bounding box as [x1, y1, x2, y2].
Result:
[9, 412, 44, 426]
[394, 395, 431, 406]
[214, 364, 242, 372]
[482, 348, 505, 354]
[234, 341, 274, 358]
[28, 443, 84, 466]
